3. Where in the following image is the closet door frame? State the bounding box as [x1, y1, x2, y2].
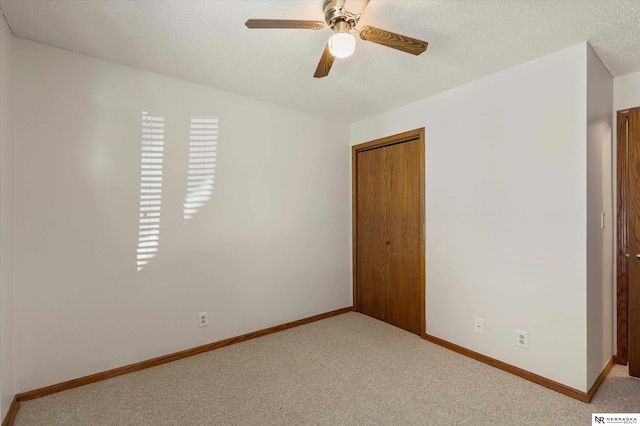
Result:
[351, 127, 426, 337]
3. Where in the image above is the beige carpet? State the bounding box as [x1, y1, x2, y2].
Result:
[15, 312, 640, 425]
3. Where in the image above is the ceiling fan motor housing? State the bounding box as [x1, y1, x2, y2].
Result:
[323, 0, 360, 30]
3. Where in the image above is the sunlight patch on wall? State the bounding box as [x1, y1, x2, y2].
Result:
[183, 117, 218, 220]
[137, 112, 165, 271]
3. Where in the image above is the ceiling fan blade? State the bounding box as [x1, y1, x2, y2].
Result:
[359, 26, 428, 55]
[313, 44, 335, 78]
[245, 19, 325, 30]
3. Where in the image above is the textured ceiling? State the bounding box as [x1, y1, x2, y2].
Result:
[1, 0, 639, 123]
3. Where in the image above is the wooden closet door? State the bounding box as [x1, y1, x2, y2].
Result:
[386, 139, 422, 335]
[628, 107, 640, 377]
[354, 131, 424, 337]
[356, 147, 390, 322]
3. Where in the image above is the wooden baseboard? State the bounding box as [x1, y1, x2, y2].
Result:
[1, 396, 19, 426]
[16, 307, 352, 403]
[423, 333, 614, 403]
[588, 356, 615, 401]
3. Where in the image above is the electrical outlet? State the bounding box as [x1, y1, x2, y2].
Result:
[474, 317, 484, 334]
[198, 312, 208, 328]
[516, 330, 528, 349]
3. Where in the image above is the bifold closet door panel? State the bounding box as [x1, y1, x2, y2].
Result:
[356, 147, 390, 322]
[386, 139, 422, 335]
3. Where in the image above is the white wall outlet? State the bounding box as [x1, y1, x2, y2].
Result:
[516, 330, 528, 348]
[474, 317, 484, 334]
[198, 312, 208, 328]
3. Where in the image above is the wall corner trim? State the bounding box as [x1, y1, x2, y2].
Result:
[423, 333, 613, 403]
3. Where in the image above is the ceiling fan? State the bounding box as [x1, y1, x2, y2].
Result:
[245, 0, 428, 78]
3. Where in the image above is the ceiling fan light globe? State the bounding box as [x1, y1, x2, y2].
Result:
[329, 32, 356, 58]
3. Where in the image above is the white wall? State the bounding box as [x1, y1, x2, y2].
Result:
[586, 44, 614, 387]
[352, 43, 591, 391]
[12, 39, 352, 393]
[0, 12, 15, 421]
[614, 71, 640, 112]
